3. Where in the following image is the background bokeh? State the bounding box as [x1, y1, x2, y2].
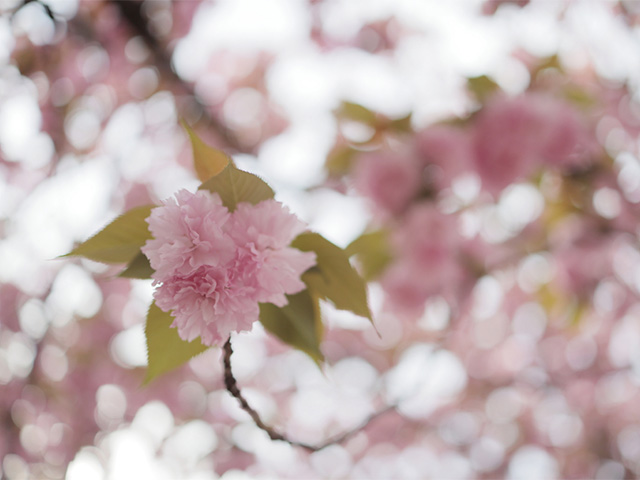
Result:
[2, 0, 640, 478]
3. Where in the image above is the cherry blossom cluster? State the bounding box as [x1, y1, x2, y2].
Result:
[334, 70, 640, 477]
[5, 0, 640, 476]
[141, 189, 316, 345]
[354, 92, 593, 215]
[349, 91, 606, 317]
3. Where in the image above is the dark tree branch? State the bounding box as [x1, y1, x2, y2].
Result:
[223, 337, 395, 452]
[108, 0, 248, 154]
[4, 0, 55, 20]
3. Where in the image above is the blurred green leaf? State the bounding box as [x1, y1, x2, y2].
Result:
[326, 145, 357, 177]
[568, 300, 587, 327]
[292, 232, 373, 322]
[532, 55, 563, 77]
[467, 75, 500, 103]
[65, 205, 153, 264]
[199, 163, 274, 211]
[346, 230, 393, 281]
[389, 113, 413, 133]
[337, 101, 377, 125]
[260, 289, 324, 365]
[183, 122, 231, 183]
[119, 252, 154, 279]
[563, 86, 597, 109]
[144, 301, 210, 384]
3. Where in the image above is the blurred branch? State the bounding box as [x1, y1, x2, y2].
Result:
[2, 0, 55, 20]
[223, 337, 395, 452]
[108, 0, 248, 154]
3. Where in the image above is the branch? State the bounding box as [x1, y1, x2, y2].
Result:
[107, 0, 248, 154]
[3, 0, 55, 20]
[223, 337, 394, 452]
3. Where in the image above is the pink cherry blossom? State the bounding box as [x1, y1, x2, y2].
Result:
[352, 150, 422, 215]
[414, 125, 474, 191]
[154, 265, 259, 345]
[391, 202, 462, 272]
[229, 200, 309, 250]
[536, 98, 589, 169]
[142, 191, 316, 345]
[380, 260, 435, 316]
[229, 200, 317, 307]
[381, 203, 464, 315]
[473, 93, 588, 195]
[249, 246, 317, 307]
[548, 216, 618, 299]
[142, 189, 236, 279]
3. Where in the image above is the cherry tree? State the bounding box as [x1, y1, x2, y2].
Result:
[1, 0, 640, 479]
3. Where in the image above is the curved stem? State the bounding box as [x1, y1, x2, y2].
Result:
[223, 337, 394, 452]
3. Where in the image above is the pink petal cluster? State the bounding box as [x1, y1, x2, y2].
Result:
[352, 150, 422, 216]
[414, 125, 474, 191]
[381, 203, 464, 316]
[352, 94, 590, 213]
[473, 93, 587, 195]
[142, 189, 317, 346]
[549, 217, 618, 298]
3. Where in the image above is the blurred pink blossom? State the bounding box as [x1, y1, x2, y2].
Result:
[392, 203, 462, 274]
[414, 125, 474, 191]
[549, 217, 618, 298]
[381, 203, 464, 315]
[353, 150, 422, 216]
[473, 94, 588, 195]
[143, 191, 316, 345]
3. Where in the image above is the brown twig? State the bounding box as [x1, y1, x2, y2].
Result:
[108, 0, 248, 154]
[2, 0, 55, 20]
[223, 337, 395, 452]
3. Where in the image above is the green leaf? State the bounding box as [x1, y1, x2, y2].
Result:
[326, 145, 357, 177]
[199, 163, 274, 211]
[144, 302, 210, 384]
[183, 122, 231, 182]
[563, 86, 597, 109]
[337, 101, 377, 125]
[389, 113, 413, 133]
[346, 230, 393, 281]
[65, 205, 154, 264]
[467, 75, 500, 103]
[532, 55, 563, 76]
[259, 290, 324, 364]
[119, 252, 154, 279]
[292, 232, 373, 322]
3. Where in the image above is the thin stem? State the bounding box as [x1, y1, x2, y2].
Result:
[222, 337, 394, 452]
